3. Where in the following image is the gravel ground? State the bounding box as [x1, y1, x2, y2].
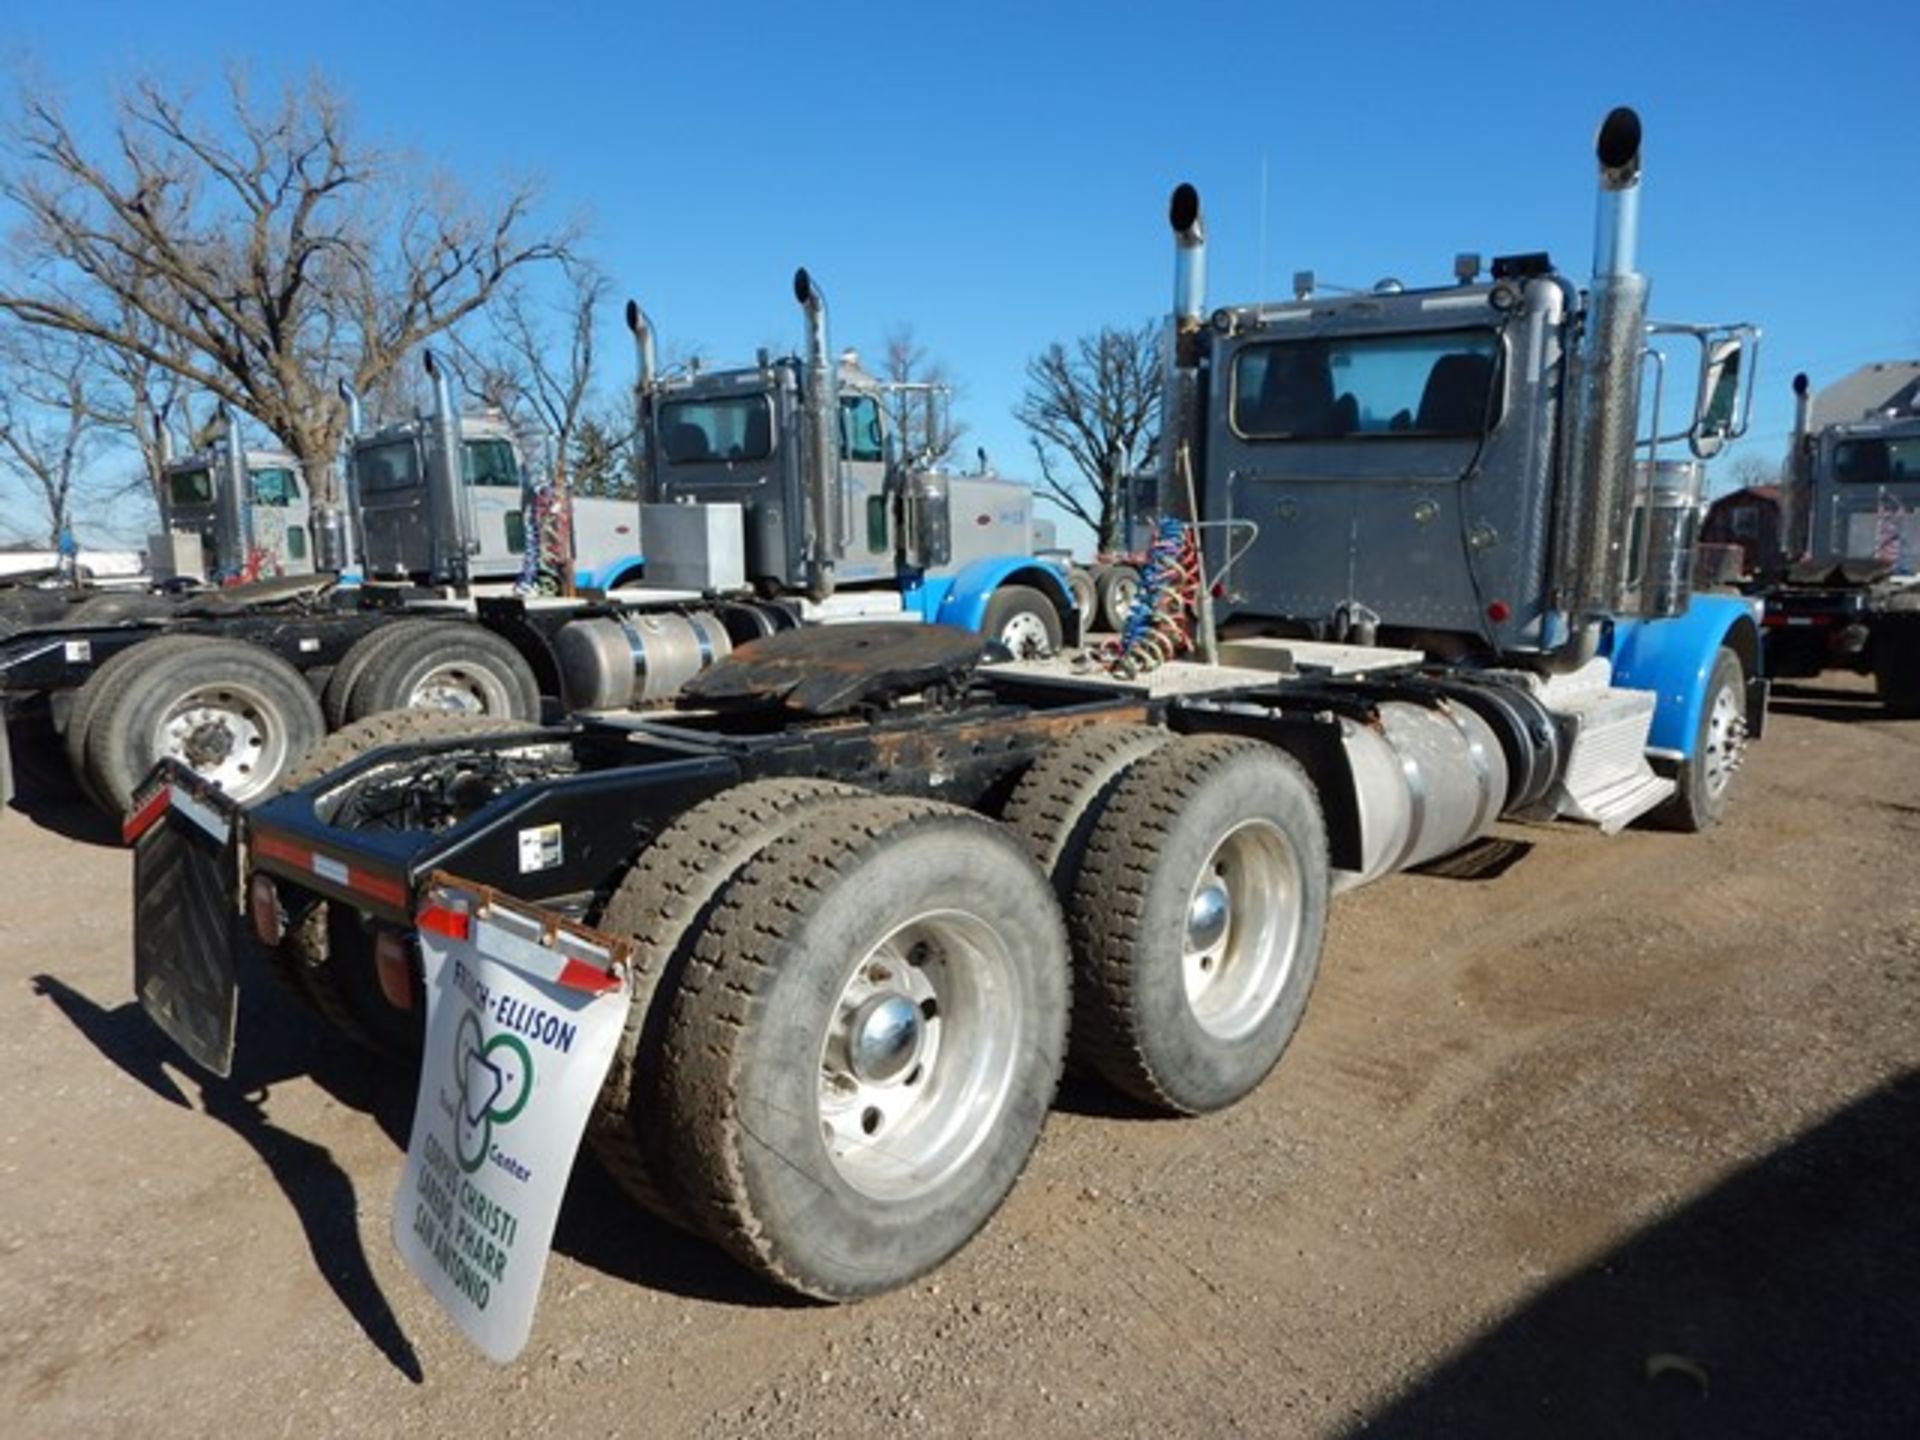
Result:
[1, 673, 1915, 1439]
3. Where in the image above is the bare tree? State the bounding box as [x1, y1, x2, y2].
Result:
[456, 258, 607, 485]
[879, 324, 966, 466]
[1013, 321, 1160, 551]
[1721, 451, 1780, 496]
[0, 70, 572, 516]
[0, 327, 116, 544]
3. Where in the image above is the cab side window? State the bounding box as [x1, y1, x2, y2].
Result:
[839, 395, 885, 463]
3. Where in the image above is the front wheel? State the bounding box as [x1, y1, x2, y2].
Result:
[661, 797, 1070, 1299]
[982, 584, 1063, 660]
[1651, 645, 1748, 832]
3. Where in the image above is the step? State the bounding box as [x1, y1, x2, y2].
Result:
[1548, 683, 1675, 833]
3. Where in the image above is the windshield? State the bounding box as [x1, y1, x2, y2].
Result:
[1832, 436, 1920, 486]
[462, 438, 520, 488]
[354, 439, 422, 495]
[1232, 330, 1501, 440]
[166, 467, 213, 507]
[249, 467, 298, 506]
[658, 394, 773, 464]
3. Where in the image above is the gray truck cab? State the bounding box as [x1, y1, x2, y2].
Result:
[1795, 388, 1920, 573]
[1190, 259, 1750, 661]
[350, 413, 528, 584]
[154, 415, 314, 582]
[630, 274, 1045, 600]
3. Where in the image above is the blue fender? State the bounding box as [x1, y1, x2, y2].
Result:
[925, 557, 1078, 638]
[1604, 594, 1763, 757]
[573, 553, 646, 591]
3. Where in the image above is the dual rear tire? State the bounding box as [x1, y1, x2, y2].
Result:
[594, 728, 1330, 1297]
[1007, 729, 1330, 1114]
[593, 785, 1072, 1299]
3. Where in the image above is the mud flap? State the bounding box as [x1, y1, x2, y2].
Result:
[393, 874, 631, 1363]
[127, 767, 246, 1078]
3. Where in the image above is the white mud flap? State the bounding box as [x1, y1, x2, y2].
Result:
[394, 874, 631, 1363]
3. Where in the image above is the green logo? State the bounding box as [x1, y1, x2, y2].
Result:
[453, 1008, 533, 1174]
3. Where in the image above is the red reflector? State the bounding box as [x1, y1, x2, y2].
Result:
[1486, 600, 1511, 623]
[373, 931, 416, 1011]
[418, 905, 471, 942]
[557, 957, 624, 995]
[252, 830, 410, 910]
[248, 873, 285, 948]
[1211, 581, 1226, 598]
[122, 788, 170, 845]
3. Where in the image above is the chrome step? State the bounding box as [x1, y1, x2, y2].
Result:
[1548, 682, 1675, 833]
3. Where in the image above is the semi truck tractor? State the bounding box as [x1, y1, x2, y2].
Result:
[125, 106, 1756, 1360]
[1739, 366, 1920, 712]
[151, 418, 317, 583]
[1, 276, 1071, 814]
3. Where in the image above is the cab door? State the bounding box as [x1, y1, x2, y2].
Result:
[354, 437, 435, 579]
[837, 392, 891, 583]
[461, 437, 528, 580]
[246, 467, 315, 576]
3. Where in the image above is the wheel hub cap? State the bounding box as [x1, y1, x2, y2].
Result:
[1186, 881, 1230, 953]
[181, 719, 236, 768]
[849, 994, 922, 1083]
[1000, 613, 1051, 658]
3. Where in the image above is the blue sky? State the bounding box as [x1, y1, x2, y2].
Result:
[7, 0, 1916, 543]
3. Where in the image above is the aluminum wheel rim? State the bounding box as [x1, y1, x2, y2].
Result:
[157, 679, 290, 802]
[406, 661, 513, 715]
[816, 909, 1020, 1202]
[1701, 682, 1746, 800]
[998, 611, 1054, 659]
[1181, 818, 1305, 1041]
[1109, 577, 1139, 620]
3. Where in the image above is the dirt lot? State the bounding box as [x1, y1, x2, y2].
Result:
[2, 675, 1916, 1439]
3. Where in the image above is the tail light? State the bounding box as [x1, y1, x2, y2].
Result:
[373, 930, 417, 1011]
[248, 874, 285, 948]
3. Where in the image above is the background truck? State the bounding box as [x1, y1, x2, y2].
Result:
[151, 419, 317, 583]
[125, 106, 1763, 1349]
[1061, 470, 1161, 631]
[1721, 364, 1920, 712]
[0, 273, 1074, 814]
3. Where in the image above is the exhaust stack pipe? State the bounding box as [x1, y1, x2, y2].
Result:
[423, 350, 471, 588]
[337, 378, 365, 439]
[153, 403, 174, 469]
[1162, 183, 1207, 526]
[1172, 182, 1207, 326]
[624, 299, 660, 503]
[1162, 182, 1220, 661]
[1784, 371, 1815, 560]
[1556, 106, 1651, 627]
[217, 403, 252, 579]
[793, 267, 841, 600]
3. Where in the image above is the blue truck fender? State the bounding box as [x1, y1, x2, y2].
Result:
[1605, 594, 1764, 758]
[573, 554, 646, 592]
[925, 558, 1081, 644]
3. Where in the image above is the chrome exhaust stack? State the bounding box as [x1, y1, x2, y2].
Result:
[216, 403, 252, 577]
[337, 378, 365, 439]
[422, 349, 471, 588]
[154, 403, 173, 469]
[1161, 183, 1208, 526]
[793, 267, 841, 600]
[1784, 371, 1814, 560]
[1556, 106, 1651, 629]
[625, 300, 660, 503]
[322, 379, 365, 574]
